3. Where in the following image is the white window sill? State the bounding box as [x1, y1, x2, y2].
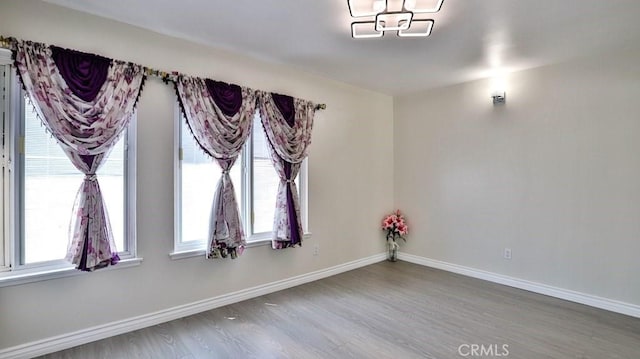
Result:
[0, 257, 143, 288]
[170, 232, 312, 261]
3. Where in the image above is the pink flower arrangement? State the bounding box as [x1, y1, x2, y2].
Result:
[382, 209, 408, 243]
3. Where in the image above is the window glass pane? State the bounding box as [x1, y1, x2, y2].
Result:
[180, 120, 241, 243]
[99, 135, 125, 253]
[23, 103, 125, 264]
[252, 114, 280, 234]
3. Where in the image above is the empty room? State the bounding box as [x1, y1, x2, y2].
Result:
[0, 1, 639, 358]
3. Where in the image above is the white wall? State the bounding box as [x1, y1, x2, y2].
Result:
[0, 1, 394, 350]
[395, 47, 640, 306]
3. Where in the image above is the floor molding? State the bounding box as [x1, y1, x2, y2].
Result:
[399, 252, 640, 319]
[0, 253, 386, 359]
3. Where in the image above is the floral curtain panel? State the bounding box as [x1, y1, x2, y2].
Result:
[12, 40, 145, 271]
[258, 92, 316, 249]
[175, 77, 256, 259]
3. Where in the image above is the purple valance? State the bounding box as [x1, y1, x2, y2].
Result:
[205, 79, 243, 117]
[272, 93, 295, 126]
[50, 46, 111, 102]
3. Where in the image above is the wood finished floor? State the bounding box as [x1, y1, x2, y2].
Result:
[38, 261, 640, 359]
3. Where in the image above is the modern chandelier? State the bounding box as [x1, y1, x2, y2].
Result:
[348, 0, 444, 38]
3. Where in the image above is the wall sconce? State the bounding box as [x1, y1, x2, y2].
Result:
[490, 73, 507, 105]
[492, 91, 506, 105]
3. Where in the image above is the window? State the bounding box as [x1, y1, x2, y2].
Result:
[250, 115, 301, 233]
[174, 109, 308, 254]
[0, 61, 137, 281]
[177, 118, 241, 251]
[20, 104, 129, 264]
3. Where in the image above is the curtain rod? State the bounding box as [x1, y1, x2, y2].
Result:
[0, 35, 327, 111]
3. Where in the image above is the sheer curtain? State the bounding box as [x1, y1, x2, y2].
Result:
[258, 92, 316, 249]
[13, 40, 145, 271]
[175, 77, 256, 259]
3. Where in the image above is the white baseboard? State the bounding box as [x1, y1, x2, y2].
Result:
[399, 252, 640, 318]
[0, 253, 386, 359]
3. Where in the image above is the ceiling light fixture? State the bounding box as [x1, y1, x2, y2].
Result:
[398, 19, 434, 37]
[352, 21, 385, 38]
[348, 0, 444, 39]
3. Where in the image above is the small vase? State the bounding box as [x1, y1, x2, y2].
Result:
[387, 241, 398, 262]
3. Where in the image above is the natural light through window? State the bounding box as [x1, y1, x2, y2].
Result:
[175, 111, 307, 254]
[0, 58, 139, 285]
[23, 102, 126, 264]
[179, 122, 241, 245]
[251, 114, 278, 233]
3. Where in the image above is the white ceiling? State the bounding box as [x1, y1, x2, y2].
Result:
[44, 0, 640, 95]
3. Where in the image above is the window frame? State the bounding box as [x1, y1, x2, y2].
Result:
[1, 57, 10, 272]
[0, 59, 141, 286]
[172, 105, 310, 258]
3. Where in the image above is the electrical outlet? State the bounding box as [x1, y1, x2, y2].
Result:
[503, 248, 512, 260]
[313, 244, 319, 256]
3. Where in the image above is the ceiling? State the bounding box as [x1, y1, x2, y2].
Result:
[44, 0, 640, 95]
